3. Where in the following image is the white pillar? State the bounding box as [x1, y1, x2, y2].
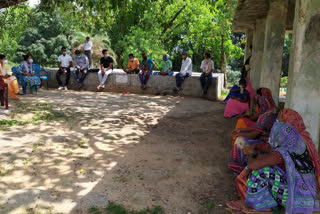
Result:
[250, 18, 266, 90]
[259, 0, 289, 105]
[285, 0, 320, 149]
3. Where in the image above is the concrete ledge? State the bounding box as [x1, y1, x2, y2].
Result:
[46, 68, 223, 100]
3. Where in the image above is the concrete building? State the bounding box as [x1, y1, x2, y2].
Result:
[232, 0, 320, 149]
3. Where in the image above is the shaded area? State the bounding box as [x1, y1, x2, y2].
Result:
[0, 90, 236, 214]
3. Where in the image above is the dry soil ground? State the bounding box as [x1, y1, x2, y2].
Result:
[0, 90, 238, 214]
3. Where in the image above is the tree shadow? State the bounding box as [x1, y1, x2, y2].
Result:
[0, 90, 237, 214]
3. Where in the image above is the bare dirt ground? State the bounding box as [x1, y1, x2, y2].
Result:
[0, 90, 237, 214]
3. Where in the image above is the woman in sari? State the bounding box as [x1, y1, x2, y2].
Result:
[228, 108, 278, 174]
[223, 78, 252, 118]
[227, 121, 320, 214]
[19, 54, 41, 94]
[0, 54, 22, 100]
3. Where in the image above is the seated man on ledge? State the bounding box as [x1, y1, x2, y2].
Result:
[123, 53, 140, 74]
[57, 46, 73, 90]
[73, 50, 89, 89]
[159, 54, 173, 76]
[173, 51, 192, 93]
[139, 53, 155, 90]
[97, 49, 113, 91]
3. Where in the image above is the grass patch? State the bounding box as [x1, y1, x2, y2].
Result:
[0, 102, 69, 130]
[89, 203, 163, 214]
[0, 168, 12, 176]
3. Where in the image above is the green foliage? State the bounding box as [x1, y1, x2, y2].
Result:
[282, 33, 292, 77]
[12, 11, 72, 66]
[88, 203, 163, 214]
[280, 76, 288, 87]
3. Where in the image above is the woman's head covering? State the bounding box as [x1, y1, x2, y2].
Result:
[250, 111, 278, 133]
[256, 88, 276, 114]
[260, 88, 272, 97]
[269, 122, 319, 214]
[281, 108, 320, 191]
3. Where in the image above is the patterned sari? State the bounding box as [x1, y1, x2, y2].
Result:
[228, 111, 278, 174]
[245, 122, 320, 214]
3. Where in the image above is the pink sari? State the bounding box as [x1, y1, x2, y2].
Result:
[224, 78, 254, 118]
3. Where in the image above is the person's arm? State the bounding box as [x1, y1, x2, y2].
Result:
[58, 61, 62, 69]
[233, 129, 262, 139]
[230, 88, 241, 93]
[200, 61, 204, 73]
[106, 58, 114, 70]
[136, 60, 140, 70]
[248, 151, 284, 171]
[68, 60, 73, 69]
[151, 60, 155, 71]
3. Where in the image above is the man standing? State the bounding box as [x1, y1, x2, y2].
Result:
[173, 51, 192, 93]
[159, 54, 173, 76]
[73, 50, 89, 89]
[139, 53, 155, 90]
[56, 47, 73, 90]
[97, 49, 113, 91]
[200, 53, 214, 95]
[123, 53, 140, 74]
[83, 36, 93, 68]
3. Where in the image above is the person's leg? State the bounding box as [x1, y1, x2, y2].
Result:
[143, 71, 151, 85]
[7, 81, 18, 99]
[98, 69, 103, 86]
[176, 73, 185, 88]
[79, 68, 89, 84]
[200, 73, 206, 90]
[204, 73, 213, 93]
[65, 68, 71, 86]
[139, 71, 144, 85]
[73, 68, 80, 84]
[88, 51, 92, 68]
[134, 68, 140, 74]
[100, 69, 112, 87]
[56, 69, 64, 87]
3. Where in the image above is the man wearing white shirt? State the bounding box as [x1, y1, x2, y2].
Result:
[83, 36, 93, 68]
[173, 51, 192, 93]
[200, 53, 214, 95]
[56, 47, 73, 90]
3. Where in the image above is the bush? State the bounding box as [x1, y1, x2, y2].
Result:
[280, 76, 288, 87]
[226, 66, 241, 86]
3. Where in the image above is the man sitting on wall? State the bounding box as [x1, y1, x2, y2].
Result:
[73, 50, 89, 89]
[173, 51, 192, 93]
[56, 47, 73, 90]
[139, 53, 155, 90]
[159, 54, 173, 76]
[97, 49, 114, 91]
[123, 53, 140, 74]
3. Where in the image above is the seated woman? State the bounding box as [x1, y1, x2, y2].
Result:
[228, 107, 278, 174]
[224, 78, 252, 118]
[20, 54, 41, 94]
[0, 54, 22, 100]
[227, 121, 320, 214]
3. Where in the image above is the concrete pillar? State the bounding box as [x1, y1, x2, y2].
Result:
[259, 0, 289, 104]
[249, 18, 266, 90]
[285, 0, 320, 149]
[244, 30, 253, 63]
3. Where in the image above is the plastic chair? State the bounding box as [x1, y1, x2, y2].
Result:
[12, 64, 49, 94]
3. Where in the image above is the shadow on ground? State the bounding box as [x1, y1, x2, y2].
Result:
[0, 89, 237, 214]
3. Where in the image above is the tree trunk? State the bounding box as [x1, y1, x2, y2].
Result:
[224, 53, 228, 89]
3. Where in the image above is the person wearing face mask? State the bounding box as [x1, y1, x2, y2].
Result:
[20, 54, 41, 94]
[73, 50, 89, 90]
[159, 54, 173, 76]
[0, 54, 22, 100]
[97, 49, 114, 91]
[173, 51, 192, 93]
[239, 44, 252, 79]
[139, 53, 155, 90]
[200, 53, 214, 95]
[123, 53, 140, 74]
[57, 47, 73, 90]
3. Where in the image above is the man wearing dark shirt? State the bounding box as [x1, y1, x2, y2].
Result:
[97, 49, 113, 91]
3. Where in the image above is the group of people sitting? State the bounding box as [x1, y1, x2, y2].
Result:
[55, 48, 215, 94]
[0, 47, 216, 100]
[223, 78, 320, 213]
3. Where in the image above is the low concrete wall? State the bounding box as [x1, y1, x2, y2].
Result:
[46, 68, 223, 100]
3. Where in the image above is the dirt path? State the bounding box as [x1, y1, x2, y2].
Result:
[0, 90, 237, 214]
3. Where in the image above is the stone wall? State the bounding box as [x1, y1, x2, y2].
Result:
[46, 69, 223, 100]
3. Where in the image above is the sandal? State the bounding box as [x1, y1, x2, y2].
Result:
[242, 207, 273, 214]
[226, 201, 243, 211]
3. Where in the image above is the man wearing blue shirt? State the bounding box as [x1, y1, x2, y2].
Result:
[139, 53, 155, 90]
